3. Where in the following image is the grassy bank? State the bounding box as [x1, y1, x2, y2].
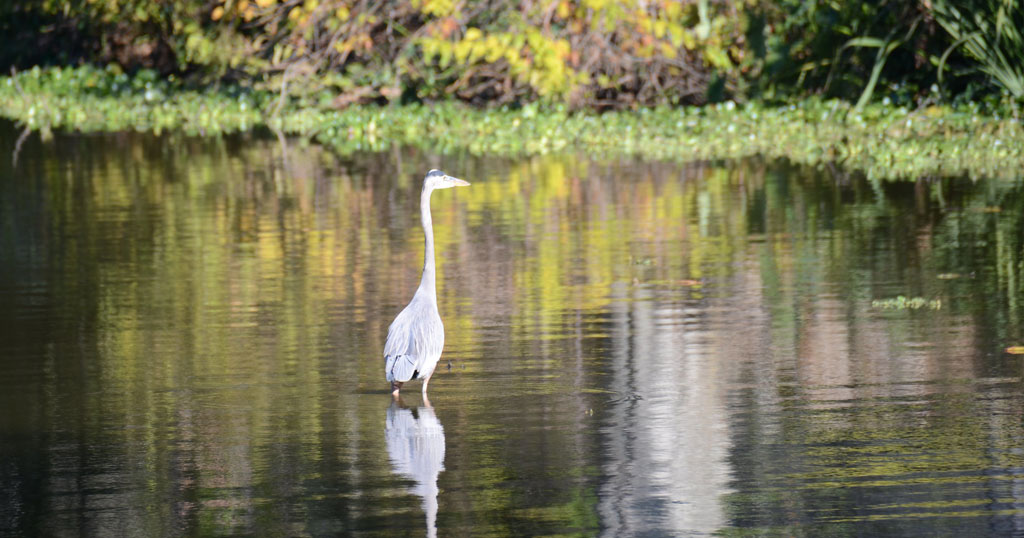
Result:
[3, 66, 1023, 180]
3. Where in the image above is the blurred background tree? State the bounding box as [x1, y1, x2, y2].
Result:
[2, 0, 1020, 109]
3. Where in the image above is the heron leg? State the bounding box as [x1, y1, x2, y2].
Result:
[391, 381, 403, 398]
[421, 374, 432, 397]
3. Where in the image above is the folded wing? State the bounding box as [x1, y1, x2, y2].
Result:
[384, 298, 445, 383]
[386, 353, 419, 382]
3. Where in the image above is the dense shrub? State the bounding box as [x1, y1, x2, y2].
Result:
[189, 0, 756, 108]
[0, 0, 1019, 108]
[931, 0, 1024, 99]
[745, 0, 952, 105]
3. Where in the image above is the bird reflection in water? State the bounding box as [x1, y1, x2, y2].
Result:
[385, 397, 446, 538]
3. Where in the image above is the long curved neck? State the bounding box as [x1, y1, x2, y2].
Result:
[417, 187, 436, 297]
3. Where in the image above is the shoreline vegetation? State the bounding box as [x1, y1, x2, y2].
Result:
[5, 0, 1024, 180]
[3, 65, 1023, 180]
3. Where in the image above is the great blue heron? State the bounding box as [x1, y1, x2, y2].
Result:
[384, 169, 470, 397]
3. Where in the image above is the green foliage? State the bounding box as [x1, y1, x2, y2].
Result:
[741, 0, 941, 103]
[1, 65, 266, 134]
[407, 0, 751, 105]
[5, 67, 1024, 181]
[932, 0, 1024, 99]
[1, 0, 757, 107]
[4, 1, 1024, 110]
[30, 0, 211, 72]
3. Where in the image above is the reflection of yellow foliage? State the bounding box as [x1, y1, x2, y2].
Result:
[43, 134, 1023, 534]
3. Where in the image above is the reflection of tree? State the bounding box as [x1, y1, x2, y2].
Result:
[598, 283, 732, 536]
[5, 119, 1024, 537]
[716, 168, 1024, 534]
[385, 400, 446, 538]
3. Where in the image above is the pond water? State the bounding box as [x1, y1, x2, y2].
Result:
[2, 119, 1024, 537]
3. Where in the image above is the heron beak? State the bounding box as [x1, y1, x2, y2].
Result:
[447, 176, 470, 186]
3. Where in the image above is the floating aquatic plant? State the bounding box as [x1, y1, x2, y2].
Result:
[3, 66, 1024, 181]
[871, 296, 943, 310]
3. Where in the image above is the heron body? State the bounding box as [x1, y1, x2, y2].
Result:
[385, 169, 469, 397]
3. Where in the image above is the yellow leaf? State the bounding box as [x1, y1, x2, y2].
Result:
[485, 35, 502, 62]
[555, 39, 570, 59]
[681, 30, 696, 50]
[665, 2, 682, 18]
[467, 42, 483, 62]
[465, 27, 482, 41]
[653, 19, 667, 38]
[255, 0, 274, 8]
[211, 6, 224, 20]
[1007, 346, 1024, 355]
[557, 0, 570, 19]
[668, 23, 684, 46]
[454, 41, 471, 63]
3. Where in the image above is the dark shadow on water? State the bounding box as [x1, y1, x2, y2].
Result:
[355, 388, 399, 395]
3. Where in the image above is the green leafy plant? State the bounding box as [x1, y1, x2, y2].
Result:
[932, 0, 1024, 99]
[744, 0, 941, 105]
[0, 0, 760, 108]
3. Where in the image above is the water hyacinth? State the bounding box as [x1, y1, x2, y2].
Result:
[2, 66, 1023, 181]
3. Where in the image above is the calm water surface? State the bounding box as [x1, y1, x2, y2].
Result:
[3, 121, 1024, 536]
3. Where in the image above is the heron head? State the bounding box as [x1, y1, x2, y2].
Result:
[424, 169, 470, 190]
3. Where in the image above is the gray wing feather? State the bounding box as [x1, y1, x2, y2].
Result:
[386, 353, 419, 383]
[384, 296, 445, 382]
